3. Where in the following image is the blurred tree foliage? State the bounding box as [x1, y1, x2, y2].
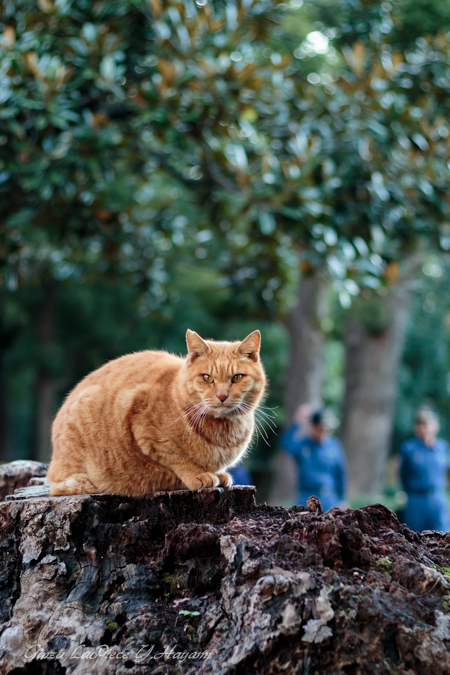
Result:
[6, 0, 450, 307]
[300, 0, 450, 50]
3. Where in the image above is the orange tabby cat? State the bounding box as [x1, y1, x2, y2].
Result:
[47, 330, 266, 496]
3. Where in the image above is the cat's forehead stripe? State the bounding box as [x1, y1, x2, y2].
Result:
[210, 360, 233, 376]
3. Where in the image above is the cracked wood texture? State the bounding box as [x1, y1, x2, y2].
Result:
[0, 461, 48, 502]
[1, 465, 450, 674]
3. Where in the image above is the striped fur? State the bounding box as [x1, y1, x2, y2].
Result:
[47, 330, 266, 496]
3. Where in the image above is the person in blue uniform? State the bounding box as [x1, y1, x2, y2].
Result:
[282, 409, 348, 511]
[399, 406, 450, 532]
[279, 404, 312, 456]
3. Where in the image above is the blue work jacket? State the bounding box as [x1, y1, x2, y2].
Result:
[281, 424, 347, 503]
[229, 465, 252, 486]
[399, 436, 450, 494]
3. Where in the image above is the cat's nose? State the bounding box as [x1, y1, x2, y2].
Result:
[217, 393, 229, 402]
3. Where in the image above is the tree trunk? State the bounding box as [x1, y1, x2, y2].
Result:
[269, 269, 328, 505]
[0, 360, 11, 462]
[284, 270, 328, 423]
[340, 255, 422, 497]
[1, 464, 450, 674]
[35, 283, 58, 464]
[35, 371, 59, 463]
[0, 309, 21, 462]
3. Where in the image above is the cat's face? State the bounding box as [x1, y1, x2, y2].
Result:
[182, 330, 266, 418]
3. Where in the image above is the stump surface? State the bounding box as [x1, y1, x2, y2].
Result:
[0, 461, 48, 501]
[0, 464, 450, 674]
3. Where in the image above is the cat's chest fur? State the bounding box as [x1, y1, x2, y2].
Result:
[182, 413, 254, 471]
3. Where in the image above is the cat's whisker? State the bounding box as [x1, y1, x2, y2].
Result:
[257, 411, 277, 421]
[189, 406, 205, 432]
[182, 404, 206, 446]
[257, 417, 278, 436]
[235, 401, 276, 444]
[243, 403, 276, 432]
[249, 423, 260, 447]
[188, 403, 210, 452]
[255, 406, 277, 419]
[234, 402, 271, 448]
[193, 407, 205, 429]
[173, 404, 203, 428]
[190, 403, 206, 422]
[199, 407, 209, 435]
[243, 405, 261, 444]
[255, 417, 269, 441]
[190, 404, 209, 435]
[255, 410, 276, 426]
[184, 408, 202, 450]
[239, 401, 267, 440]
[238, 399, 277, 428]
[237, 403, 257, 434]
[169, 402, 203, 426]
[252, 417, 271, 446]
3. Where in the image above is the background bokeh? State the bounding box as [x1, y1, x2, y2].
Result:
[2, 0, 450, 509]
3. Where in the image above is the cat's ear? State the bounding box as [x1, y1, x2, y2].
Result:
[186, 330, 211, 360]
[235, 330, 261, 362]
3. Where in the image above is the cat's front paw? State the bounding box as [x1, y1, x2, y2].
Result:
[217, 472, 233, 488]
[187, 472, 221, 490]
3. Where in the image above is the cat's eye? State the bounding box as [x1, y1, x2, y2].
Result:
[231, 374, 244, 383]
[203, 374, 214, 383]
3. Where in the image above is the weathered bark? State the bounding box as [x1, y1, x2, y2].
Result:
[0, 460, 48, 501]
[1, 462, 450, 674]
[340, 256, 422, 497]
[35, 283, 58, 464]
[269, 271, 328, 506]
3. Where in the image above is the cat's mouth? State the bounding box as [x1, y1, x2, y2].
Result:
[209, 403, 244, 417]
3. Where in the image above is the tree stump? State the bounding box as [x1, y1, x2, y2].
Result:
[0, 460, 48, 502]
[1, 462, 450, 674]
